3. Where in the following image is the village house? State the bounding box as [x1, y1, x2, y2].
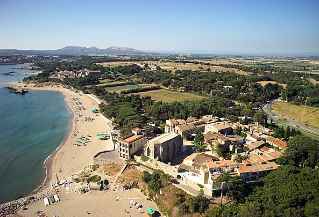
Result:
[263, 136, 287, 150]
[205, 123, 233, 135]
[165, 119, 186, 133]
[144, 132, 183, 163]
[118, 130, 146, 159]
[244, 140, 266, 151]
[86, 70, 102, 77]
[178, 153, 219, 193]
[205, 160, 238, 189]
[237, 160, 278, 182]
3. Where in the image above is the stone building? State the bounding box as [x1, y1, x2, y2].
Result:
[118, 130, 146, 159]
[145, 132, 183, 163]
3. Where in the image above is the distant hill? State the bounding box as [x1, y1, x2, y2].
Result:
[0, 46, 145, 55]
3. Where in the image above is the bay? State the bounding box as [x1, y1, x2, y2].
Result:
[0, 64, 71, 203]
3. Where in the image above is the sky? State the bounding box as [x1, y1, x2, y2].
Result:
[0, 0, 318, 54]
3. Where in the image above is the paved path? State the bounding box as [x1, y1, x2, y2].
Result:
[261, 100, 319, 138]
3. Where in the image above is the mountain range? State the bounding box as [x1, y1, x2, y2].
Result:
[0, 46, 145, 56]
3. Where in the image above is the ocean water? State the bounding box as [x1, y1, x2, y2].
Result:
[0, 65, 71, 203]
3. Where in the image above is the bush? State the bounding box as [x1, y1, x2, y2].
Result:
[148, 171, 162, 192]
[173, 193, 185, 206]
[187, 194, 209, 214]
[141, 154, 150, 162]
[92, 164, 99, 171]
[86, 175, 101, 183]
[179, 203, 189, 215]
[142, 171, 151, 183]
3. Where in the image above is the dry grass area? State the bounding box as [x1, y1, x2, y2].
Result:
[97, 62, 138, 67]
[118, 167, 149, 194]
[308, 78, 319, 84]
[98, 60, 250, 75]
[156, 185, 192, 217]
[100, 163, 123, 176]
[257, 81, 287, 88]
[135, 89, 205, 103]
[271, 101, 319, 129]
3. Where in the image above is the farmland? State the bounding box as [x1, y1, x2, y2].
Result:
[257, 81, 287, 88]
[104, 84, 150, 92]
[98, 60, 250, 75]
[133, 89, 205, 103]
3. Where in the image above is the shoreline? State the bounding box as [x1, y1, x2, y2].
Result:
[1, 82, 160, 217]
[0, 82, 110, 203]
[32, 93, 74, 195]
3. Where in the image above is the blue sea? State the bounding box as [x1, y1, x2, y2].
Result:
[0, 64, 71, 204]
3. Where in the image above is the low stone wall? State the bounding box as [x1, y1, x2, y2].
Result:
[134, 156, 178, 178]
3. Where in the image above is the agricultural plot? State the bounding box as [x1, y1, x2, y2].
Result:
[134, 89, 205, 103]
[257, 81, 287, 88]
[98, 60, 250, 75]
[104, 84, 150, 92]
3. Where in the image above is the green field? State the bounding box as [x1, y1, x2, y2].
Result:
[134, 89, 205, 103]
[104, 84, 149, 92]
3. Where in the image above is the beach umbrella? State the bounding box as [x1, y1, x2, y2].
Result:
[130, 200, 135, 205]
[147, 208, 155, 216]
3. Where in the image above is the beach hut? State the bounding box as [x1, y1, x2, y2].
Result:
[44, 197, 50, 206]
[53, 194, 60, 202]
[147, 208, 155, 217]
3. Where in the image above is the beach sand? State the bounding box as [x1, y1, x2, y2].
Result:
[17, 188, 158, 217]
[4, 82, 160, 217]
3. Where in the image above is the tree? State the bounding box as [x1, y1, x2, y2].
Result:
[194, 131, 204, 146]
[179, 203, 189, 215]
[182, 130, 191, 140]
[187, 193, 209, 214]
[206, 139, 215, 154]
[142, 171, 151, 183]
[216, 172, 244, 201]
[148, 171, 162, 192]
[216, 143, 228, 159]
[277, 135, 319, 168]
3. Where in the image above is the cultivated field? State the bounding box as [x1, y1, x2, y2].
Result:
[95, 81, 126, 87]
[257, 81, 287, 88]
[98, 60, 250, 75]
[104, 84, 150, 92]
[271, 101, 319, 130]
[133, 89, 205, 103]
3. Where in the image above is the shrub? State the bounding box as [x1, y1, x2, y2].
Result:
[87, 175, 101, 183]
[92, 164, 99, 171]
[141, 154, 150, 162]
[179, 203, 189, 215]
[142, 171, 151, 183]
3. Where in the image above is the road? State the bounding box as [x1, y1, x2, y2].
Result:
[261, 100, 319, 138]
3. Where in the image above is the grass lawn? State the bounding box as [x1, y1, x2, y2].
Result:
[271, 101, 319, 130]
[134, 89, 205, 103]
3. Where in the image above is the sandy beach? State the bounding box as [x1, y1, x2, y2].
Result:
[1, 82, 159, 217]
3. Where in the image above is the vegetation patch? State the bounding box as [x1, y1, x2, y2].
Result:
[135, 89, 205, 103]
[86, 175, 101, 183]
[272, 101, 319, 129]
[141, 154, 150, 162]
